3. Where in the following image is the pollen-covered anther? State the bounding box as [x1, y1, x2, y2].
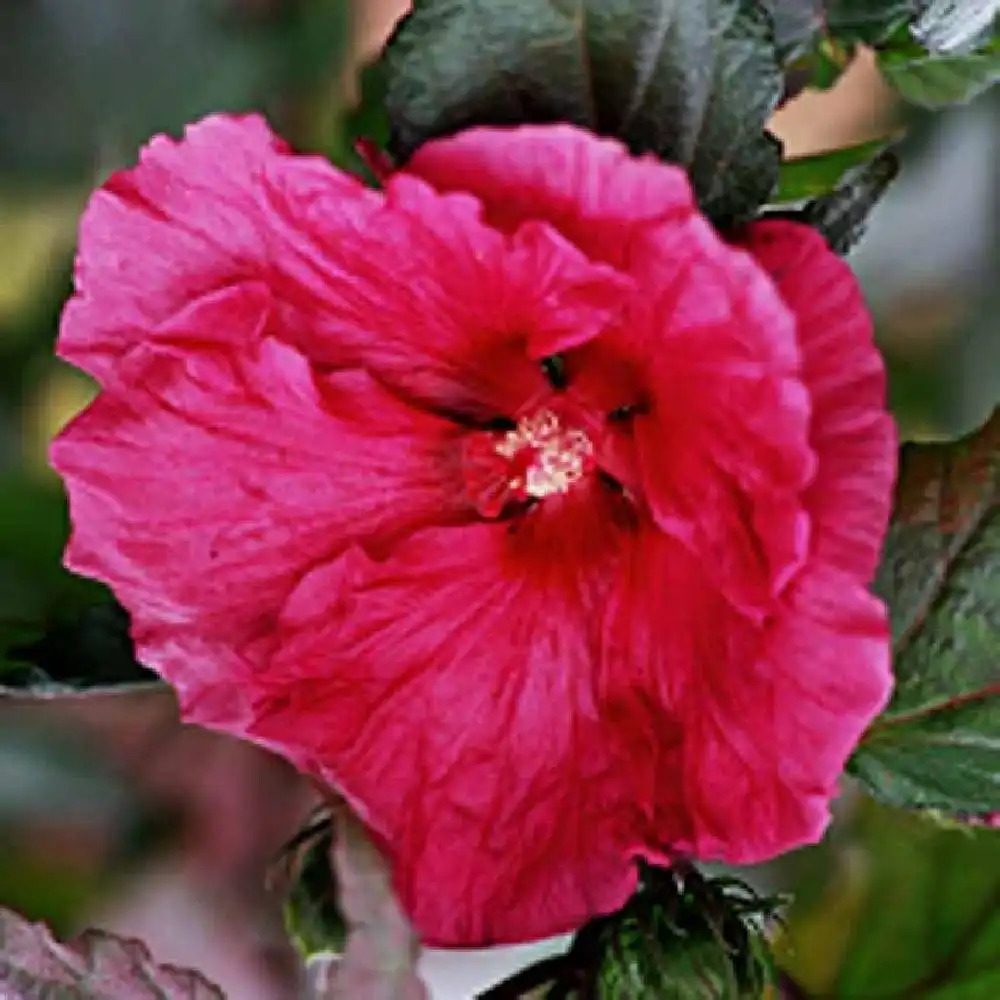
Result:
[495, 408, 595, 500]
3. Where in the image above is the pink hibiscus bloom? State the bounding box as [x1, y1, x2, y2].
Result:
[51, 116, 895, 947]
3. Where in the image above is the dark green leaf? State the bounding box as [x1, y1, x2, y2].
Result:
[912, 0, 1000, 53]
[0, 906, 224, 999]
[0, 475, 105, 625]
[346, 61, 391, 152]
[763, 0, 910, 54]
[332, 60, 393, 181]
[779, 801, 1000, 999]
[381, 0, 784, 226]
[824, 0, 914, 44]
[1, 602, 156, 697]
[758, 0, 824, 61]
[804, 37, 858, 89]
[772, 137, 891, 203]
[767, 2, 1000, 99]
[774, 148, 898, 254]
[759, 3, 855, 98]
[879, 31, 1000, 107]
[762, 0, 916, 55]
[852, 411, 1000, 813]
[0, 474, 153, 697]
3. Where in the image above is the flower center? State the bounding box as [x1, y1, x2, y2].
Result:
[462, 407, 596, 519]
[497, 409, 595, 501]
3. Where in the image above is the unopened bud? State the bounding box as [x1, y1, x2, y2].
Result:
[590, 865, 779, 1000]
[269, 811, 347, 958]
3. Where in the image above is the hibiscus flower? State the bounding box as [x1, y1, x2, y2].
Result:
[51, 116, 896, 947]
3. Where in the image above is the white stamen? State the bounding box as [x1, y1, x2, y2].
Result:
[495, 409, 594, 499]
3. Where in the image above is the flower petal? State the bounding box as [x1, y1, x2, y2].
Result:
[252, 501, 639, 947]
[405, 124, 695, 269]
[623, 220, 815, 617]
[50, 336, 468, 730]
[743, 221, 897, 582]
[296, 173, 633, 420]
[599, 532, 891, 865]
[63, 114, 631, 422]
[681, 564, 891, 861]
[509, 221, 634, 358]
[59, 113, 376, 383]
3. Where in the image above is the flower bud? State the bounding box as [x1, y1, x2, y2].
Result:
[590, 866, 778, 1000]
[269, 812, 347, 958]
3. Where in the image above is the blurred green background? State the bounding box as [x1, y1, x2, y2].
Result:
[1, 2, 1000, 997]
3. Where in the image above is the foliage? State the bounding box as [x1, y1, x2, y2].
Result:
[880, 28, 1000, 108]
[1, 601, 155, 696]
[378, 0, 784, 227]
[0, 907, 224, 1000]
[274, 803, 427, 1000]
[763, 0, 1000, 103]
[474, 866, 780, 999]
[779, 800, 1000, 998]
[853, 410, 1000, 814]
[772, 138, 894, 203]
[777, 149, 901, 254]
[271, 813, 347, 959]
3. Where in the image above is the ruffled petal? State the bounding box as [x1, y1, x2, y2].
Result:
[509, 221, 635, 357]
[743, 220, 897, 582]
[405, 124, 695, 269]
[59, 113, 376, 383]
[62, 115, 630, 422]
[303, 174, 633, 419]
[599, 532, 891, 866]
[251, 495, 639, 947]
[50, 336, 469, 730]
[681, 563, 891, 861]
[622, 220, 815, 617]
[596, 220, 894, 870]
[634, 379, 813, 620]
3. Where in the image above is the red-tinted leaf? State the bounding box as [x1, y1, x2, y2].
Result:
[853, 410, 1000, 813]
[0, 907, 224, 999]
